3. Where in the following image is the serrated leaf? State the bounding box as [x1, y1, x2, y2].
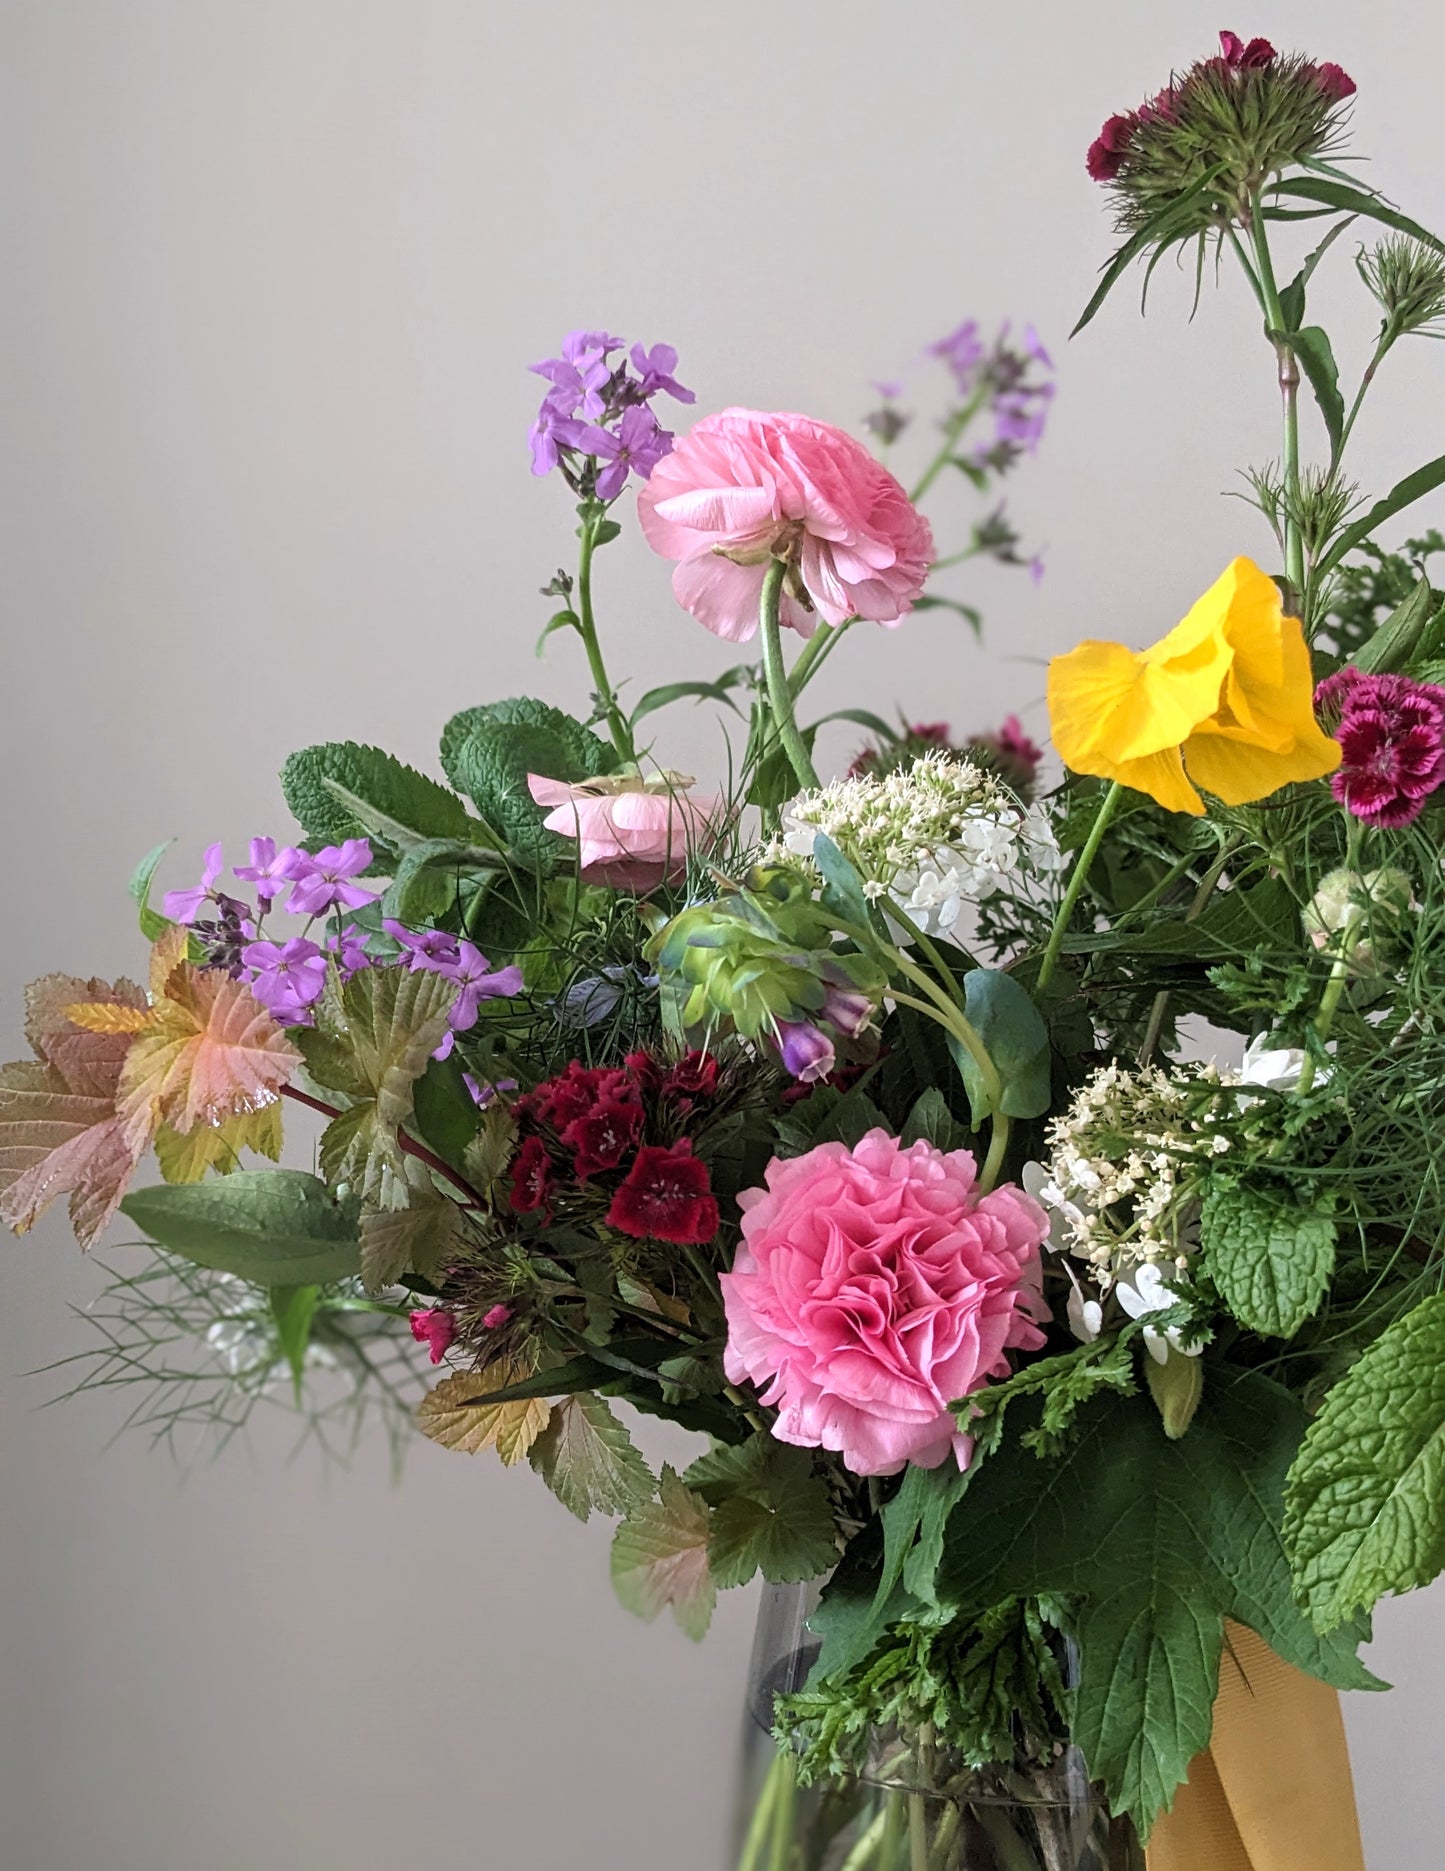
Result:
[528, 1392, 654, 1521]
[951, 969, 1050, 1126]
[280, 741, 474, 854]
[1285, 1295, 1445, 1629]
[0, 973, 150, 1246]
[319, 775, 495, 859]
[153, 1101, 283, 1183]
[358, 1194, 472, 1291]
[934, 1374, 1377, 1832]
[1203, 1185, 1334, 1338]
[441, 701, 614, 868]
[611, 1465, 716, 1639]
[415, 1361, 552, 1464]
[120, 1168, 361, 1285]
[709, 1485, 838, 1589]
[114, 961, 301, 1156]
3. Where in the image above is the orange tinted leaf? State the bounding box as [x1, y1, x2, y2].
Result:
[65, 1003, 155, 1035]
[416, 1363, 552, 1465]
[153, 1100, 285, 1184]
[116, 965, 301, 1154]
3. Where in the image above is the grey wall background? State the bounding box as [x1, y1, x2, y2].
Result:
[3, 3, 1443, 1866]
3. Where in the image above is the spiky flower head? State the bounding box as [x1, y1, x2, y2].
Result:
[1358, 236, 1445, 340]
[1087, 32, 1356, 231]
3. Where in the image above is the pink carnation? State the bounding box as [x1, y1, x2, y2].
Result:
[527, 771, 719, 892]
[637, 408, 933, 643]
[721, 1129, 1049, 1477]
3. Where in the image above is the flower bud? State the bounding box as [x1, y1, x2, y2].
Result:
[1302, 866, 1414, 974]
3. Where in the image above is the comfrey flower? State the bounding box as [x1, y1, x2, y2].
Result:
[527, 328, 692, 497]
[773, 751, 1065, 941]
[1314, 666, 1445, 828]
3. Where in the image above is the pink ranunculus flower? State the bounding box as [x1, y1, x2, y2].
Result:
[637, 408, 934, 643]
[527, 769, 720, 892]
[721, 1130, 1050, 1477]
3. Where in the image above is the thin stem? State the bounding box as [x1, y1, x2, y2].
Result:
[837, 1807, 889, 1871]
[278, 1083, 484, 1208]
[980, 1114, 1011, 1195]
[1136, 833, 1243, 1067]
[1035, 781, 1124, 995]
[576, 514, 636, 763]
[1246, 200, 1305, 594]
[736, 1749, 781, 1871]
[1338, 326, 1399, 458]
[910, 386, 989, 503]
[1222, 221, 1268, 315]
[1297, 821, 1361, 1094]
[759, 557, 821, 791]
[788, 616, 856, 699]
[767, 1747, 797, 1871]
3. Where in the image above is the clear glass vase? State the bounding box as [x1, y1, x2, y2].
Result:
[734, 1584, 1143, 1871]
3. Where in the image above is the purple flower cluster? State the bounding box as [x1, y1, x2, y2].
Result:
[160, 839, 524, 1042]
[928, 319, 1055, 464]
[529, 329, 694, 499]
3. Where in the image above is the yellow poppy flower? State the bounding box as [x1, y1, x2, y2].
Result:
[1047, 557, 1341, 815]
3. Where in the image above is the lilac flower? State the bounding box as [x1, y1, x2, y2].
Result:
[163, 843, 225, 925]
[280, 840, 379, 916]
[233, 835, 300, 907]
[775, 1019, 836, 1084]
[242, 937, 327, 1023]
[576, 406, 674, 500]
[382, 919, 462, 974]
[629, 342, 695, 404]
[326, 924, 370, 979]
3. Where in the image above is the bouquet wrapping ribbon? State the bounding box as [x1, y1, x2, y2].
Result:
[1145, 1623, 1365, 1871]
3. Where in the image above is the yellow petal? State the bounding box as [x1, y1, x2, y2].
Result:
[1048, 630, 1227, 770]
[1098, 746, 1206, 816]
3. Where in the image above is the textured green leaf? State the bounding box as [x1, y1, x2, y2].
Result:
[934, 1373, 1376, 1831]
[357, 1194, 472, 1291]
[684, 1434, 838, 1589]
[280, 741, 474, 854]
[951, 969, 1050, 1125]
[1203, 1184, 1335, 1338]
[529, 1392, 653, 1522]
[611, 1465, 716, 1639]
[1285, 1295, 1445, 1628]
[440, 700, 613, 867]
[900, 1087, 962, 1152]
[120, 1169, 360, 1286]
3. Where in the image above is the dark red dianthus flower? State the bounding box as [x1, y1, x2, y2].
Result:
[564, 1095, 644, 1178]
[1086, 111, 1138, 182]
[510, 1134, 558, 1217]
[662, 1050, 720, 1103]
[606, 1140, 720, 1246]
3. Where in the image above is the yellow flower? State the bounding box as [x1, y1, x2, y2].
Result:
[1047, 557, 1341, 815]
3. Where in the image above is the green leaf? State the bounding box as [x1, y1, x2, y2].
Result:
[910, 593, 982, 632]
[410, 1050, 482, 1169]
[684, 1434, 837, 1590]
[1072, 166, 1228, 336]
[1270, 177, 1445, 256]
[951, 969, 1050, 1126]
[269, 1283, 320, 1398]
[439, 698, 614, 868]
[1317, 454, 1445, 580]
[357, 1194, 472, 1291]
[382, 837, 501, 926]
[811, 833, 872, 927]
[630, 671, 750, 726]
[528, 1391, 654, 1522]
[535, 609, 581, 657]
[808, 709, 900, 741]
[935, 1374, 1378, 1831]
[120, 1169, 361, 1286]
[1285, 1294, 1445, 1629]
[1277, 216, 1356, 332]
[1202, 1184, 1335, 1338]
[280, 742, 474, 854]
[1352, 574, 1439, 675]
[611, 1465, 716, 1639]
[900, 1087, 962, 1152]
[1284, 326, 1345, 463]
[129, 841, 173, 942]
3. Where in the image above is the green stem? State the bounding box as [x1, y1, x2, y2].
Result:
[910, 386, 989, 503]
[1223, 222, 1268, 316]
[788, 616, 856, 700]
[1035, 781, 1124, 995]
[1338, 327, 1399, 458]
[979, 1115, 1011, 1195]
[1246, 200, 1305, 595]
[736, 1749, 781, 1871]
[767, 1747, 797, 1871]
[1136, 833, 1243, 1067]
[576, 514, 636, 763]
[838, 1807, 889, 1871]
[759, 557, 821, 791]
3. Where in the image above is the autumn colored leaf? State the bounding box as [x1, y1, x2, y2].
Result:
[0, 972, 149, 1246]
[153, 1101, 284, 1184]
[611, 1466, 716, 1640]
[116, 960, 301, 1154]
[415, 1362, 551, 1465]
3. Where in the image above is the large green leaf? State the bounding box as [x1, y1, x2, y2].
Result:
[121, 1169, 361, 1286]
[933, 1374, 1377, 1832]
[1285, 1294, 1445, 1629]
[280, 741, 475, 854]
[684, 1433, 839, 1588]
[528, 1391, 654, 1522]
[1270, 176, 1445, 255]
[950, 969, 1050, 1125]
[1202, 1184, 1335, 1338]
[440, 699, 614, 868]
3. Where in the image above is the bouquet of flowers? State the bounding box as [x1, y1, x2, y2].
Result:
[9, 28, 1445, 1871]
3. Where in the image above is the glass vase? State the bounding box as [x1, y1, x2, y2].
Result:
[734, 1583, 1143, 1871]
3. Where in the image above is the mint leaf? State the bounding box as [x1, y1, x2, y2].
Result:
[128, 841, 173, 941]
[1202, 1184, 1335, 1338]
[528, 1392, 654, 1523]
[1285, 1294, 1445, 1628]
[280, 742, 474, 854]
[440, 699, 613, 868]
[120, 1169, 361, 1287]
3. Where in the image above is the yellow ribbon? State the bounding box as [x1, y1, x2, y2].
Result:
[1145, 1624, 1365, 1871]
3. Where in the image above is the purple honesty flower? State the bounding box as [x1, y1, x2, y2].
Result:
[463, 1073, 519, 1107]
[629, 342, 695, 404]
[563, 328, 625, 367]
[326, 923, 370, 980]
[233, 835, 300, 907]
[163, 843, 225, 925]
[242, 937, 327, 1023]
[775, 1019, 836, 1085]
[382, 919, 462, 974]
[1022, 324, 1054, 370]
[529, 355, 610, 421]
[280, 840, 379, 916]
[576, 405, 674, 500]
[447, 941, 525, 1031]
[991, 385, 1054, 453]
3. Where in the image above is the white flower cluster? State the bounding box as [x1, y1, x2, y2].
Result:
[774, 751, 1065, 940]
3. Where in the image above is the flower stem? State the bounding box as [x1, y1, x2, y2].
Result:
[910, 386, 989, 504]
[767, 1747, 797, 1871]
[759, 556, 821, 791]
[736, 1749, 781, 1871]
[1035, 781, 1124, 995]
[1136, 833, 1243, 1067]
[576, 513, 636, 764]
[279, 1083, 484, 1208]
[1246, 200, 1305, 597]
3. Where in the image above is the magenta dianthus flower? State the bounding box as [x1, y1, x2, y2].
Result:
[1315, 666, 1445, 828]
